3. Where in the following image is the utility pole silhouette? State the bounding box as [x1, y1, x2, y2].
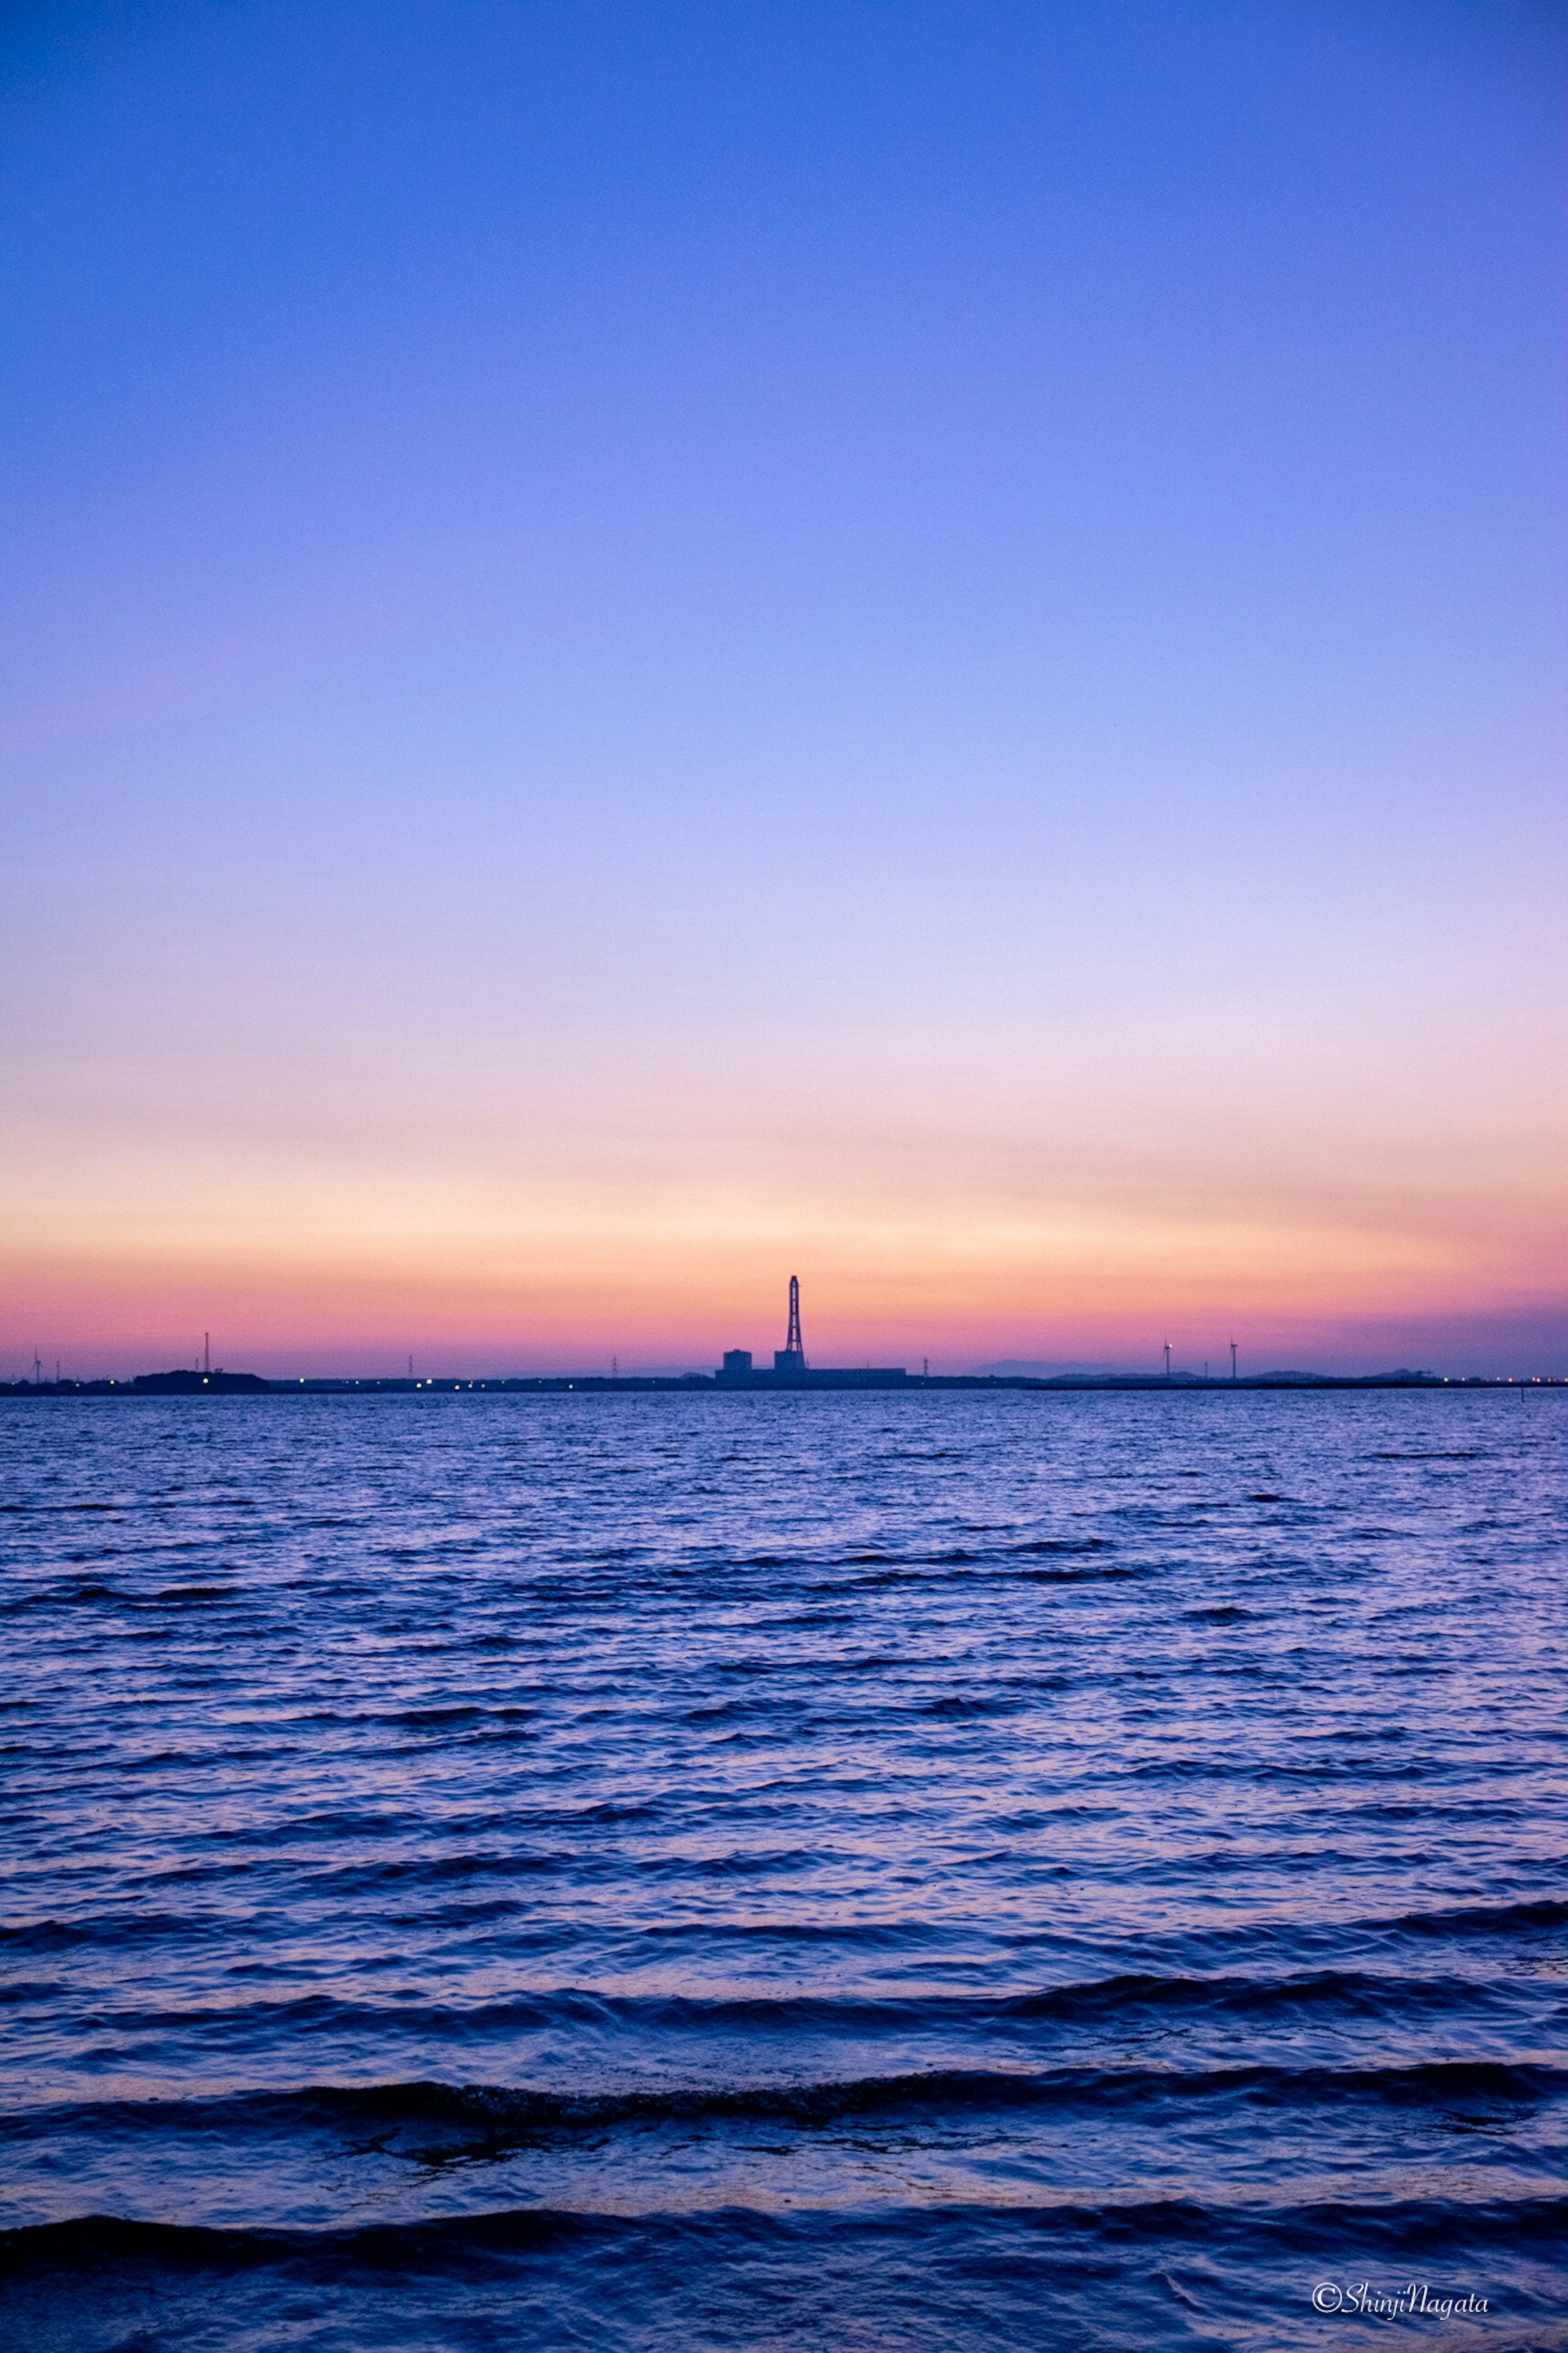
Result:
[1163, 1340, 1172, 1381]
[1230, 1339, 1238, 1382]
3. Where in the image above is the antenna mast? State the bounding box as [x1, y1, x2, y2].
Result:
[771, 1275, 808, 1376]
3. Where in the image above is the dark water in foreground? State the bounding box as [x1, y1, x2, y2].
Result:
[1, 1389, 1562, 2351]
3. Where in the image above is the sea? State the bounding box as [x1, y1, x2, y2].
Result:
[1, 1387, 1562, 2351]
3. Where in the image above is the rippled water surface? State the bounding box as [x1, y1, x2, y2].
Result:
[1, 1389, 1563, 2349]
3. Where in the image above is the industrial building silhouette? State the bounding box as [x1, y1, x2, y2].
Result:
[717, 1276, 907, 1387]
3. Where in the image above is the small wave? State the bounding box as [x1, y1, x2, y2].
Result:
[0, 1911, 243, 1955]
[1012, 1563, 1142, 1583]
[1007, 1537, 1114, 1555]
[5, 2194, 1564, 2280]
[0, 1501, 122, 1515]
[393, 1706, 492, 1728]
[996, 1968, 1517, 2026]
[11, 2057, 1559, 2152]
[5, 1965, 1528, 2055]
[1373, 1450, 1482, 1461]
[1388, 1897, 1568, 1938]
[2, 1581, 126, 1610]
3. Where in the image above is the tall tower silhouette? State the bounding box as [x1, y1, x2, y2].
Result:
[774, 1276, 807, 1376]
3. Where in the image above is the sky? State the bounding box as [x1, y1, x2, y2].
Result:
[2, 0, 1564, 1378]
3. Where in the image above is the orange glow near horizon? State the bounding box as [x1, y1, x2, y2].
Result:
[5, 973, 1563, 1374]
[7, 1137, 1562, 1376]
